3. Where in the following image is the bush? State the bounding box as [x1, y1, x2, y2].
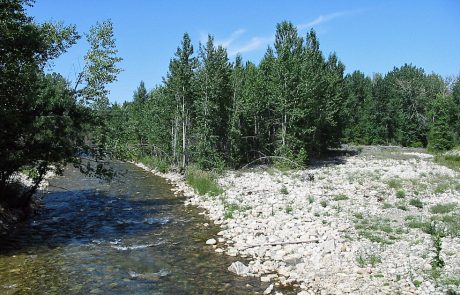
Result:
[186, 165, 224, 196]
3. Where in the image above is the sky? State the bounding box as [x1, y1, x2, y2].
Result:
[28, 0, 460, 104]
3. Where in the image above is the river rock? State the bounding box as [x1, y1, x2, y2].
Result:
[263, 283, 274, 294]
[206, 238, 217, 245]
[228, 261, 250, 276]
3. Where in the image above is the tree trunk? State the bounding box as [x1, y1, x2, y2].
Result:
[182, 94, 186, 168]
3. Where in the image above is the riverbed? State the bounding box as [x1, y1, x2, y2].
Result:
[0, 161, 266, 294]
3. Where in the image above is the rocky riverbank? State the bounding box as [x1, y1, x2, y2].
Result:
[0, 172, 53, 235]
[135, 146, 460, 295]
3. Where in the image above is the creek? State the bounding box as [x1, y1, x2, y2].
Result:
[0, 162, 265, 294]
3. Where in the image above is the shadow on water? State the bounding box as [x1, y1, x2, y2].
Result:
[0, 190, 174, 254]
[0, 162, 273, 294]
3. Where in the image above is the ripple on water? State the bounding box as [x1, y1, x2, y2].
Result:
[0, 162, 273, 294]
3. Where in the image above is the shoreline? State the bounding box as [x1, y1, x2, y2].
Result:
[0, 172, 54, 235]
[133, 147, 460, 295]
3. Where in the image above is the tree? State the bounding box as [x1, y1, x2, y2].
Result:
[228, 55, 245, 167]
[343, 71, 374, 144]
[193, 35, 232, 169]
[0, 0, 79, 204]
[427, 94, 455, 151]
[0, 1, 122, 205]
[165, 33, 197, 168]
[273, 21, 303, 160]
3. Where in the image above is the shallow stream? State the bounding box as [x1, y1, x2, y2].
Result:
[0, 162, 266, 294]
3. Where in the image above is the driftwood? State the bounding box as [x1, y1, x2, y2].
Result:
[240, 238, 319, 250]
[241, 156, 302, 169]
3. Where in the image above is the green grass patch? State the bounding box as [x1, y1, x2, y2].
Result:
[223, 202, 251, 219]
[333, 194, 349, 201]
[431, 213, 460, 237]
[186, 165, 224, 196]
[137, 156, 169, 173]
[396, 201, 408, 211]
[434, 154, 460, 172]
[430, 203, 457, 214]
[354, 212, 364, 219]
[396, 190, 406, 199]
[354, 217, 404, 244]
[405, 215, 430, 230]
[320, 200, 328, 208]
[409, 198, 424, 208]
[388, 178, 403, 190]
[356, 253, 382, 267]
[382, 202, 393, 209]
[280, 185, 289, 195]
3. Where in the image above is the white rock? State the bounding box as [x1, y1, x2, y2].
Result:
[205, 238, 217, 245]
[228, 261, 250, 276]
[263, 283, 274, 294]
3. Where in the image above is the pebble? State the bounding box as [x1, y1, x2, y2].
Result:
[134, 149, 460, 295]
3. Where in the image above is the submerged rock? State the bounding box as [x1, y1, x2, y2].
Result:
[228, 261, 250, 276]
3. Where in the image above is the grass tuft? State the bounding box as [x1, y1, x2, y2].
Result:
[409, 198, 424, 208]
[430, 203, 457, 214]
[333, 194, 349, 201]
[186, 165, 224, 197]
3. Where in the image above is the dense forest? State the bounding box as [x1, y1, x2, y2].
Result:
[104, 24, 460, 171]
[1, 0, 459, 206]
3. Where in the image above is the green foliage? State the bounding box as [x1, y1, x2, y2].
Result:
[428, 95, 456, 151]
[186, 165, 223, 196]
[355, 217, 404, 244]
[334, 194, 349, 201]
[434, 154, 460, 172]
[356, 253, 382, 267]
[280, 185, 289, 195]
[396, 190, 406, 198]
[0, 1, 122, 206]
[430, 203, 457, 214]
[405, 216, 430, 230]
[387, 178, 403, 190]
[409, 198, 424, 208]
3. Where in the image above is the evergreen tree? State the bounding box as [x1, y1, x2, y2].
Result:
[428, 94, 455, 151]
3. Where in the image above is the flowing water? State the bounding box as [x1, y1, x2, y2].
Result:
[0, 162, 268, 294]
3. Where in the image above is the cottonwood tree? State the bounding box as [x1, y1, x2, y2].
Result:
[165, 33, 197, 168]
[0, 1, 122, 205]
[193, 35, 232, 169]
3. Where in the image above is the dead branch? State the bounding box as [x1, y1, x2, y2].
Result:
[241, 156, 302, 169]
[240, 239, 319, 250]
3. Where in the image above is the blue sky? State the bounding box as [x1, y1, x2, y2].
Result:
[28, 0, 460, 104]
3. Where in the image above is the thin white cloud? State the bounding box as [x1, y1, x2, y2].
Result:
[228, 35, 275, 56]
[207, 9, 360, 57]
[297, 11, 348, 30]
[216, 29, 246, 48]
